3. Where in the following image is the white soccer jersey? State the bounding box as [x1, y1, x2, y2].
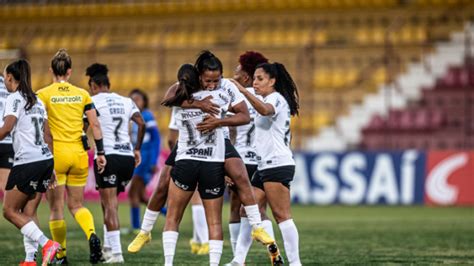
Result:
[175, 90, 230, 162]
[255, 92, 295, 170]
[217, 78, 245, 139]
[234, 87, 259, 165]
[0, 77, 12, 144]
[4, 92, 52, 166]
[168, 106, 178, 130]
[92, 92, 139, 157]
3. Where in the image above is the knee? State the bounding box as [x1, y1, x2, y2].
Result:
[67, 201, 82, 214]
[272, 211, 291, 224]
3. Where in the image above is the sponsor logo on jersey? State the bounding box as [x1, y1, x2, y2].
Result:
[58, 86, 69, 92]
[186, 147, 213, 156]
[245, 151, 257, 159]
[51, 95, 82, 104]
[12, 99, 21, 112]
[425, 151, 474, 205]
[205, 187, 221, 195]
[113, 143, 131, 151]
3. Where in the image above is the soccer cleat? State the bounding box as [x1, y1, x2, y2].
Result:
[267, 243, 284, 265]
[19, 261, 36, 266]
[189, 239, 201, 254]
[101, 247, 112, 261]
[128, 231, 151, 253]
[196, 242, 209, 255]
[104, 254, 124, 264]
[88, 233, 102, 264]
[251, 227, 275, 246]
[53, 255, 68, 265]
[41, 240, 61, 266]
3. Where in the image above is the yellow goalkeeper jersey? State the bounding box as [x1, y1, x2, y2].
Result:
[37, 81, 93, 143]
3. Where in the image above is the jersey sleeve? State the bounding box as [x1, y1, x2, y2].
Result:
[224, 79, 245, 107]
[129, 98, 140, 119]
[83, 91, 95, 112]
[264, 93, 283, 118]
[168, 107, 178, 130]
[4, 93, 22, 118]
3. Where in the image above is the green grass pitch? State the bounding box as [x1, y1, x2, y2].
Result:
[0, 202, 473, 265]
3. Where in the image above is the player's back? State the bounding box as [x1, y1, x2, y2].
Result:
[92, 92, 137, 157]
[37, 81, 93, 143]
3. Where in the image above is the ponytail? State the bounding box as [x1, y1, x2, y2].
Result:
[5, 59, 36, 110]
[194, 50, 223, 75]
[256, 62, 299, 116]
[162, 64, 200, 107]
[51, 48, 72, 76]
[273, 63, 299, 116]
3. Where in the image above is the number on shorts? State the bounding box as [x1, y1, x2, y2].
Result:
[112, 117, 123, 142]
[31, 117, 44, 145]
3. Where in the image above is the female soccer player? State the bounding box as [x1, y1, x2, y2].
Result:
[128, 88, 161, 233]
[230, 62, 302, 266]
[161, 63, 228, 266]
[86, 63, 146, 263]
[129, 52, 279, 264]
[37, 49, 106, 264]
[228, 51, 278, 262]
[1, 59, 60, 266]
[0, 75, 13, 192]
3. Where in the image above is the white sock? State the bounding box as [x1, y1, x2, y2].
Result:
[192, 205, 209, 243]
[279, 219, 301, 266]
[20, 221, 49, 246]
[262, 219, 275, 239]
[23, 235, 38, 262]
[229, 223, 240, 255]
[108, 230, 122, 255]
[209, 240, 223, 266]
[103, 225, 111, 249]
[141, 208, 160, 234]
[243, 205, 262, 228]
[162, 231, 179, 266]
[233, 217, 253, 264]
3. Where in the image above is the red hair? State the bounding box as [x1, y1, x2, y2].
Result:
[238, 51, 268, 78]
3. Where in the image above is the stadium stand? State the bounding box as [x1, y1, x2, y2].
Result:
[0, 0, 472, 148]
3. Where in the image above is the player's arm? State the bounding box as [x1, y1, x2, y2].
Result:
[43, 118, 53, 154]
[0, 115, 16, 140]
[162, 83, 219, 115]
[85, 104, 107, 172]
[131, 111, 145, 167]
[146, 114, 161, 172]
[196, 101, 250, 133]
[167, 129, 178, 149]
[230, 79, 275, 116]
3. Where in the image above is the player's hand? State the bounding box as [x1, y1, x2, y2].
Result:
[196, 96, 219, 116]
[48, 171, 57, 190]
[229, 79, 246, 94]
[96, 154, 107, 174]
[134, 149, 141, 167]
[225, 176, 235, 187]
[197, 115, 220, 133]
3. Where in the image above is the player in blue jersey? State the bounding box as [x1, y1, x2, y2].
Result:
[128, 89, 161, 232]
